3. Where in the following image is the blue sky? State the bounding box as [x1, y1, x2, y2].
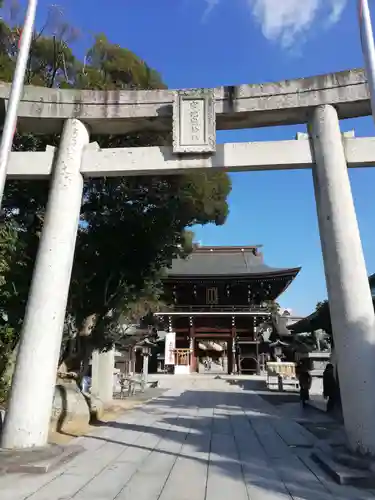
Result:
[14, 0, 375, 315]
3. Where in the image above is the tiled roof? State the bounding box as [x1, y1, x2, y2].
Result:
[167, 246, 300, 278]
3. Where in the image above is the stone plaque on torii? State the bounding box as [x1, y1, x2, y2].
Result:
[172, 89, 216, 154]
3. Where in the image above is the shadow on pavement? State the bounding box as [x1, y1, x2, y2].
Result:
[66, 380, 371, 500]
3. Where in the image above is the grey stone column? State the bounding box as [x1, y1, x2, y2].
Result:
[1, 119, 89, 449]
[310, 104, 375, 455]
[91, 347, 115, 405]
[142, 354, 149, 385]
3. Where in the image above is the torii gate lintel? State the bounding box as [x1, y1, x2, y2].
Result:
[5, 135, 375, 179]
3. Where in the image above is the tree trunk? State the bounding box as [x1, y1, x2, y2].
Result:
[58, 337, 77, 373]
[78, 314, 97, 377]
[58, 314, 98, 378]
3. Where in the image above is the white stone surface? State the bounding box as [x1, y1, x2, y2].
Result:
[1, 376, 373, 500]
[1, 119, 89, 449]
[91, 348, 115, 405]
[173, 89, 216, 154]
[310, 104, 375, 455]
[6, 137, 375, 179]
[174, 365, 190, 375]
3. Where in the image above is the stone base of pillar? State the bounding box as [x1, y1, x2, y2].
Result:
[89, 396, 105, 421]
[0, 443, 84, 475]
[312, 449, 375, 488]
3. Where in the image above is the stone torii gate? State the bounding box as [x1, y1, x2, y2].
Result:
[1, 68, 375, 456]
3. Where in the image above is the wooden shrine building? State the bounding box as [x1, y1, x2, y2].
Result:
[155, 245, 300, 374]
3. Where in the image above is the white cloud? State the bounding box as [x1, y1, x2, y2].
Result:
[203, 0, 347, 47]
[202, 0, 220, 21]
[249, 0, 347, 47]
[327, 0, 347, 24]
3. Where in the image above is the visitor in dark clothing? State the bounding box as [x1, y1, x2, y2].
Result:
[297, 362, 312, 407]
[323, 363, 337, 413]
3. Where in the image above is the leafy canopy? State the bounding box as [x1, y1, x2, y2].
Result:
[0, 5, 231, 365]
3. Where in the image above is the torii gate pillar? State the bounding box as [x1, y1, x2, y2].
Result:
[1, 119, 89, 449]
[310, 104, 375, 455]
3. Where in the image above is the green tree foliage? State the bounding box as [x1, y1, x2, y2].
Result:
[315, 299, 328, 311]
[0, 6, 231, 373]
[0, 218, 28, 399]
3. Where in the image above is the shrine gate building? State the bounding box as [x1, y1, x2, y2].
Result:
[156, 245, 300, 375]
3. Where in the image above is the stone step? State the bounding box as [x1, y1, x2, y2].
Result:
[312, 450, 375, 488]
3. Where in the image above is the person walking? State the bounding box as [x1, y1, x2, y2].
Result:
[297, 362, 312, 408]
[323, 363, 337, 413]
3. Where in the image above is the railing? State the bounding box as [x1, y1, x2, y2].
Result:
[267, 362, 297, 379]
[174, 348, 192, 366]
[266, 362, 299, 390]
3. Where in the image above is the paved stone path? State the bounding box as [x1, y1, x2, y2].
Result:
[1, 376, 375, 500]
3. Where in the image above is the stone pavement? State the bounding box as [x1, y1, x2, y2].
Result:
[1, 376, 375, 500]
